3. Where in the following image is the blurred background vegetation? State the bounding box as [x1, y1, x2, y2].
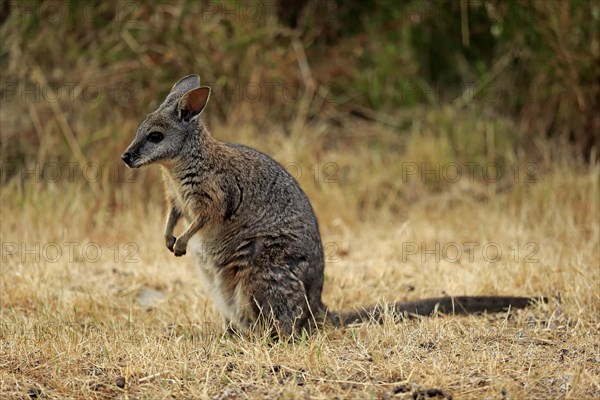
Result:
[0, 0, 598, 225]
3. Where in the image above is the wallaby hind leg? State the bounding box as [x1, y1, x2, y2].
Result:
[246, 268, 312, 337]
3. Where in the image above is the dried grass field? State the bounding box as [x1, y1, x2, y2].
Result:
[1, 1, 599, 398]
[1, 121, 599, 399]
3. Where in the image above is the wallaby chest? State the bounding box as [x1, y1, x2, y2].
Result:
[162, 168, 201, 222]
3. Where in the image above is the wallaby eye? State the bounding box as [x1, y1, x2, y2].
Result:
[147, 131, 164, 143]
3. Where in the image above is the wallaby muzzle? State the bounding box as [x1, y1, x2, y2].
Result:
[121, 140, 143, 169]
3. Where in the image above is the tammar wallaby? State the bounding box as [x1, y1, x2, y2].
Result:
[122, 75, 542, 336]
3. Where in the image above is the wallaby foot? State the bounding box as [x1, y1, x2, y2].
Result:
[173, 237, 187, 256]
[249, 269, 311, 337]
[165, 234, 176, 252]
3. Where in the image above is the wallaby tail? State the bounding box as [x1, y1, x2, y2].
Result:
[333, 296, 547, 326]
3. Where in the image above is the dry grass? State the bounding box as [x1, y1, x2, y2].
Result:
[1, 119, 599, 399]
[2, 2, 598, 398]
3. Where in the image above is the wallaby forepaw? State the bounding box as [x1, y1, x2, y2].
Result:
[173, 238, 187, 257]
[165, 234, 176, 252]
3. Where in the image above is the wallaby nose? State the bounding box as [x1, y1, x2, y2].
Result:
[121, 152, 131, 165]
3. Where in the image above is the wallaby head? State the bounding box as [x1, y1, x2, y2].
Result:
[121, 74, 211, 168]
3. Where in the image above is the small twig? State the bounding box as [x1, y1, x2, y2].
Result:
[121, 30, 155, 70]
[26, 103, 45, 143]
[278, 364, 408, 387]
[348, 105, 406, 129]
[139, 371, 166, 383]
[460, 0, 470, 47]
[292, 38, 315, 90]
[454, 51, 515, 109]
[290, 37, 315, 136]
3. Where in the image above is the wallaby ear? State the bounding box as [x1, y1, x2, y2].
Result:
[178, 87, 211, 122]
[170, 74, 200, 95]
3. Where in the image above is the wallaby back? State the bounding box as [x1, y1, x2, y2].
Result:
[122, 74, 543, 337]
